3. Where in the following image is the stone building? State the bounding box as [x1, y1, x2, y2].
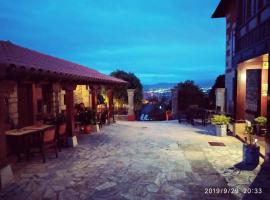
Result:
[0, 41, 126, 188]
[212, 0, 270, 120]
[212, 0, 270, 161]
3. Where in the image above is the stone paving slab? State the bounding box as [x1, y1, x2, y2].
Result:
[0, 121, 270, 200]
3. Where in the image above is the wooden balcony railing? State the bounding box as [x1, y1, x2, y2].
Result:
[236, 18, 270, 53]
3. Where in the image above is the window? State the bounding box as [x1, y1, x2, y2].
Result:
[239, 0, 244, 25]
[246, 0, 252, 19]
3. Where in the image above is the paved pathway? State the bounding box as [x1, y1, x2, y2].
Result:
[1, 121, 270, 200]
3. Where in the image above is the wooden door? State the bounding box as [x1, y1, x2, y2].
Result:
[18, 84, 34, 127]
[245, 69, 261, 121]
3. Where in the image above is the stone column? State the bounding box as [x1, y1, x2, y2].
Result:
[64, 84, 78, 147]
[215, 88, 225, 113]
[0, 81, 15, 189]
[127, 89, 135, 121]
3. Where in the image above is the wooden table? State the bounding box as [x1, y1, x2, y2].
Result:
[5, 125, 55, 161]
[23, 124, 55, 131]
[5, 128, 38, 136]
[5, 128, 39, 161]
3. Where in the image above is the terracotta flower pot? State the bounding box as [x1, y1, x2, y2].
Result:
[84, 125, 92, 134]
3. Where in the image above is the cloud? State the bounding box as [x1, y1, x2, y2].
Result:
[0, 0, 225, 85]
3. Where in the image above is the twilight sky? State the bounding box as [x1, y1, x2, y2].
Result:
[0, 0, 225, 85]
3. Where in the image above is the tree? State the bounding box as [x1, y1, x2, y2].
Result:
[110, 70, 143, 110]
[209, 74, 225, 109]
[177, 80, 208, 111]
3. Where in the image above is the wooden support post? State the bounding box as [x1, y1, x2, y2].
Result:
[265, 53, 270, 164]
[0, 89, 7, 169]
[107, 88, 114, 121]
[63, 84, 78, 147]
[31, 83, 38, 124]
[91, 85, 98, 111]
[0, 81, 15, 189]
[52, 83, 61, 116]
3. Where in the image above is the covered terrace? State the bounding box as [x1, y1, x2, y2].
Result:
[0, 40, 126, 188]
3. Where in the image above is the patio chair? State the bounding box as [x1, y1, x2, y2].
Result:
[178, 112, 187, 123]
[56, 123, 67, 152]
[39, 127, 58, 163]
[96, 112, 103, 129]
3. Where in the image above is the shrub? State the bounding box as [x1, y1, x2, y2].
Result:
[211, 115, 230, 125]
[254, 116, 267, 127]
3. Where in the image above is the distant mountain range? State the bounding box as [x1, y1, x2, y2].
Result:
[143, 80, 214, 91]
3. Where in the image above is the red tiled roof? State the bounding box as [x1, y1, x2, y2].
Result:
[0, 40, 126, 84]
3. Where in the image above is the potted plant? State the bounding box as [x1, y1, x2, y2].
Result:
[243, 123, 260, 166]
[254, 116, 267, 136]
[211, 115, 230, 136]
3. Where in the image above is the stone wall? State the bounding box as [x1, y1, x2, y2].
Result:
[225, 11, 237, 116]
[74, 85, 90, 107]
[59, 90, 66, 111]
[215, 88, 225, 112]
[225, 71, 235, 115]
[8, 83, 18, 127]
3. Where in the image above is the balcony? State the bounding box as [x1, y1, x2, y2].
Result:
[236, 17, 270, 53]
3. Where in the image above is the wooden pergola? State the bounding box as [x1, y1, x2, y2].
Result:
[0, 41, 126, 185]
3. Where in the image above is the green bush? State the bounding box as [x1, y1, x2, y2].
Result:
[211, 115, 230, 125]
[254, 116, 267, 127]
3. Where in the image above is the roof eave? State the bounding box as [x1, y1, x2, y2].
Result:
[211, 0, 230, 18]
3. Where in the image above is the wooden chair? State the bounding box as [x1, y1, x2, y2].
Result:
[39, 127, 58, 163]
[56, 123, 67, 152]
[96, 112, 102, 129]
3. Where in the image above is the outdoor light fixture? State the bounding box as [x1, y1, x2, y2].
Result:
[254, 138, 258, 146]
[263, 61, 269, 69]
[240, 72, 246, 82]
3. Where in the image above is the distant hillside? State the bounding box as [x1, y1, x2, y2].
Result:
[143, 83, 177, 91]
[143, 80, 214, 91]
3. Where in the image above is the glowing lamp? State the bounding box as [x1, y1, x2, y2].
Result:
[254, 138, 258, 146]
[240, 72, 246, 82]
[263, 61, 269, 69]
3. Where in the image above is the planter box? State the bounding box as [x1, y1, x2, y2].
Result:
[215, 125, 227, 136]
[243, 144, 260, 166]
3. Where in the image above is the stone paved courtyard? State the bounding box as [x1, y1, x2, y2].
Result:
[1, 121, 270, 200]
